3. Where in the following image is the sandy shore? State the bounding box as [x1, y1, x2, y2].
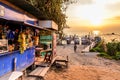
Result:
[44, 45, 120, 80]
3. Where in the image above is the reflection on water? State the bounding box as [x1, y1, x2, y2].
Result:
[101, 34, 120, 43]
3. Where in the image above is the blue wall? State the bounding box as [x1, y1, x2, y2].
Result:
[0, 47, 35, 77]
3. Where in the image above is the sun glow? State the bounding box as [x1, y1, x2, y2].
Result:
[72, 3, 106, 26]
[89, 18, 103, 26]
[66, 0, 120, 34]
[93, 30, 100, 36]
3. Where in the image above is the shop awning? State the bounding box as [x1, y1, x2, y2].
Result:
[0, 1, 53, 31]
[0, 2, 24, 22]
[24, 22, 51, 31]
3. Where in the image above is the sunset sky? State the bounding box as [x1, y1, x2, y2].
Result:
[65, 0, 120, 35]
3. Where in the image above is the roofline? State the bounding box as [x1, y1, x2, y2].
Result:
[6, 0, 48, 20]
[0, 0, 37, 19]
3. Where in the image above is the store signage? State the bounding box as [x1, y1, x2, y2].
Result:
[0, 5, 5, 17]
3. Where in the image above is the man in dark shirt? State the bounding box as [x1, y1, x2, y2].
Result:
[74, 44, 77, 53]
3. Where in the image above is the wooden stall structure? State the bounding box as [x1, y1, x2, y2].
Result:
[35, 20, 58, 66]
[0, 1, 48, 79]
[0, 1, 59, 79]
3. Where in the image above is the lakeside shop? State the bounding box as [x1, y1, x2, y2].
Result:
[0, 1, 58, 78]
[35, 21, 58, 66]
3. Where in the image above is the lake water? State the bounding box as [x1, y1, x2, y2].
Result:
[101, 34, 120, 43]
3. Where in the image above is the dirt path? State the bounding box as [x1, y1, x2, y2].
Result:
[44, 45, 120, 80]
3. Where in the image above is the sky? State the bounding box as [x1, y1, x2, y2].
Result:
[65, 0, 120, 35]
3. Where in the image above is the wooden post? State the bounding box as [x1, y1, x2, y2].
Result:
[51, 32, 56, 62]
[14, 58, 17, 71]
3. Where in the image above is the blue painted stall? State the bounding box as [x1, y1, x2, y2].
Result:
[0, 47, 35, 77]
[0, 2, 37, 77]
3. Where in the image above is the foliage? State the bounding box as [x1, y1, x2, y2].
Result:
[117, 42, 120, 51]
[98, 52, 120, 60]
[90, 47, 104, 52]
[106, 42, 118, 56]
[90, 40, 105, 52]
[25, 0, 76, 36]
[97, 52, 108, 57]
[97, 52, 113, 59]
[90, 39, 120, 60]
[95, 41, 120, 60]
[89, 48, 96, 52]
[114, 52, 120, 60]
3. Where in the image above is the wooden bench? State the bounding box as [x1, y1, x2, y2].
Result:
[54, 56, 69, 68]
[0, 71, 23, 80]
[28, 56, 58, 79]
[29, 67, 44, 77]
[28, 67, 49, 79]
[55, 60, 68, 67]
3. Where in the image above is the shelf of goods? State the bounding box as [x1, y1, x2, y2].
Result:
[40, 35, 52, 56]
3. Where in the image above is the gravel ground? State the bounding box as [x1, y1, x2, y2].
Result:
[44, 44, 120, 80]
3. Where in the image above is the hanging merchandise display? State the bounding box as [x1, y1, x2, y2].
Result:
[0, 1, 40, 77]
[0, 1, 59, 78]
[34, 36, 39, 46]
[18, 32, 27, 53]
[0, 39, 8, 53]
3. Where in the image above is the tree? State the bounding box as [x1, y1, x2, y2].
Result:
[25, 0, 75, 36]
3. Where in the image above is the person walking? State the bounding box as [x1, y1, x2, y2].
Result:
[74, 44, 77, 52]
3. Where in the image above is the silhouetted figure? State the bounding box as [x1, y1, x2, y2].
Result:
[74, 44, 77, 52]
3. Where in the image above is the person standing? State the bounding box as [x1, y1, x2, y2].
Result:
[74, 44, 77, 52]
[14, 29, 19, 50]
